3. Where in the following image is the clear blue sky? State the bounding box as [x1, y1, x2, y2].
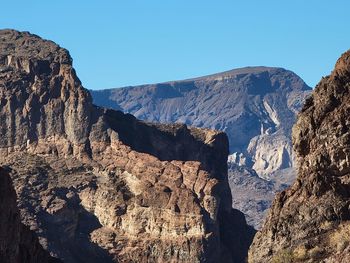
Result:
[1, 1, 350, 89]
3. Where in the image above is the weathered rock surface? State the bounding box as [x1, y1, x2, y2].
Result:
[91, 65, 311, 228]
[91, 67, 311, 179]
[0, 167, 61, 263]
[0, 29, 254, 262]
[248, 50, 350, 262]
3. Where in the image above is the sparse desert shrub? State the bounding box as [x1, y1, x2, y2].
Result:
[293, 245, 308, 260]
[329, 224, 350, 252]
[308, 246, 324, 259]
[271, 249, 294, 263]
[320, 220, 333, 231]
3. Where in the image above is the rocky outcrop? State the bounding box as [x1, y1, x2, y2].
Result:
[91, 67, 311, 179]
[0, 29, 254, 262]
[248, 50, 350, 262]
[0, 167, 60, 263]
[91, 65, 311, 228]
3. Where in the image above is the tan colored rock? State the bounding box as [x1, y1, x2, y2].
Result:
[0, 29, 254, 263]
[91, 57, 312, 230]
[248, 50, 350, 262]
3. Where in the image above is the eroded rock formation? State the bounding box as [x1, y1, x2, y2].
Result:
[0, 167, 60, 263]
[248, 50, 350, 262]
[91, 66, 311, 228]
[0, 29, 254, 263]
[92, 67, 311, 179]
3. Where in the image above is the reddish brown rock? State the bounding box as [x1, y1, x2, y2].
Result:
[248, 50, 350, 262]
[0, 167, 61, 263]
[0, 29, 254, 263]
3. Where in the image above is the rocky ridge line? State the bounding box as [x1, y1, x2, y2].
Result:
[248, 50, 350, 262]
[0, 29, 254, 263]
[91, 64, 311, 228]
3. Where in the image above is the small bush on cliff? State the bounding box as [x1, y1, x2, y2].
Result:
[293, 245, 307, 260]
[271, 249, 295, 263]
[329, 224, 350, 252]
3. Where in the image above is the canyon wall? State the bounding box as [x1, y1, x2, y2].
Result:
[249, 50, 350, 262]
[0, 29, 254, 263]
[91, 65, 311, 228]
[0, 167, 61, 263]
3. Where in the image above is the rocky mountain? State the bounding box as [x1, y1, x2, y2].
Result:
[91, 65, 311, 228]
[0, 167, 61, 263]
[0, 29, 255, 263]
[249, 50, 350, 262]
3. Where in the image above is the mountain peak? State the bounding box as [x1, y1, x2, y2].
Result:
[332, 49, 350, 80]
[0, 29, 72, 65]
[176, 66, 286, 82]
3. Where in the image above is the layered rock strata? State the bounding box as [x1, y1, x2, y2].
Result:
[92, 67, 311, 179]
[0, 29, 254, 263]
[0, 167, 60, 263]
[249, 50, 350, 262]
[91, 64, 311, 228]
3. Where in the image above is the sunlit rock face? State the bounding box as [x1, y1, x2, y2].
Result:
[249, 49, 350, 262]
[91, 64, 311, 228]
[0, 29, 254, 263]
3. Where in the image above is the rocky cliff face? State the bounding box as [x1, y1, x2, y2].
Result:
[91, 66, 311, 228]
[92, 67, 311, 179]
[0, 29, 254, 263]
[248, 50, 350, 262]
[0, 167, 60, 263]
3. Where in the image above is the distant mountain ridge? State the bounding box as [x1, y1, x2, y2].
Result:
[249, 49, 350, 263]
[92, 66, 310, 156]
[91, 66, 312, 228]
